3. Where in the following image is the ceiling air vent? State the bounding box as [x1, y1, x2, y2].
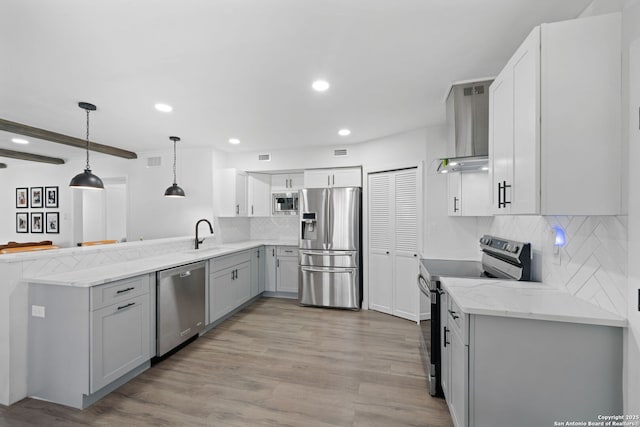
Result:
[258, 153, 271, 161]
[146, 156, 162, 167]
[333, 148, 348, 157]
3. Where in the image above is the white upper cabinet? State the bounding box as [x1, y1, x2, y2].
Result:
[271, 173, 303, 192]
[247, 173, 271, 217]
[489, 13, 621, 215]
[214, 168, 248, 217]
[447, 172, 491, 217]
[304, 167, 362, 188]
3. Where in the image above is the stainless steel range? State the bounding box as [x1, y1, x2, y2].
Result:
[417, 235, 532, 396]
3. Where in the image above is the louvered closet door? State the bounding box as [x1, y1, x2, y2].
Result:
[392, 170, 419, 321]
[368, 173, 393, 315]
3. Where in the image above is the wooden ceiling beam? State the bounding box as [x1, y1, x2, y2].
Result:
[0, 118, 138, 159]
[0, 148, 65, 165]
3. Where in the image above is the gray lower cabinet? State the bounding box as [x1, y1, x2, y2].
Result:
[91, 293, 150, 393]
[250, 247, 266, 297]
[265, 245, 277, 292]
[276, 246, 299, 294]
[441, 290, 622, 427]
[209, 250, 252, 324]
[28, 274, 152, 409]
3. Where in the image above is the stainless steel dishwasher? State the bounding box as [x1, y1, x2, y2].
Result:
[156, 261, 206, 357]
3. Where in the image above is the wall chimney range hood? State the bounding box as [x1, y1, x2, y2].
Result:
[438, 79, 493, 174]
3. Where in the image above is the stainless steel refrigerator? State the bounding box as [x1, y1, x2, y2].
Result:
[299, 187, 362, 309]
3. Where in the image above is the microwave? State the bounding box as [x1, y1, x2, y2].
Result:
[272, 192, 299, 215]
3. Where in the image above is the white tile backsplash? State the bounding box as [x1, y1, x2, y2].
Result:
[215, 217, 250, 243]
[487, 215, 628, 316]
[250, 216, 299, 241]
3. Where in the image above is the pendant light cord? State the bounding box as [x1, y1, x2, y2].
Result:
[172, 140, 177, 185]
[85, 108, 91, 170]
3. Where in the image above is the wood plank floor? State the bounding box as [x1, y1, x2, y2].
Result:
[0, 298, 453, 427]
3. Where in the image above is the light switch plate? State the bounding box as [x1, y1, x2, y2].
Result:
[31, 305, 45, 318]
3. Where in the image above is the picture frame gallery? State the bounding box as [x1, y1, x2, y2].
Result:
[15, 186, 60, 234]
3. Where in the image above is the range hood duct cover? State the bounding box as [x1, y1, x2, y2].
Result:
[438, 79, 493, 173]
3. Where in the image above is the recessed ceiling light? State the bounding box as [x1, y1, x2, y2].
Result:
[155, 103, 173, 113]
[312, 80, 330, 92]
[11, 138, 29, 144]
[338, 129, 351, 136]
[228, 138, 241, 145]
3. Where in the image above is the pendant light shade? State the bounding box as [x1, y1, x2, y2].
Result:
[70, 102, 104, 190]
[164, 136, 185, 198]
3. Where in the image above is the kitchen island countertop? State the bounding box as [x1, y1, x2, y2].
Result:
[24, 240, 298, 288]
[441, 277, 626, 328]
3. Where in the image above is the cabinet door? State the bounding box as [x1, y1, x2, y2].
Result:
[447, 173, 462, 216]
[265, 246, 277, 292]
[250, 249, 260, 297]
[235, 172, 248, 216]
[248, 173, 271, 217]
[449, 323, 468, 427]
[489, 68, 514, 214]
[440, 292, 449, 399]
[332, 168, 362, 187]
[234, 261, 252, 306]
[277, 256, 299, 293]
[210, 266, 236, 322]
[91, 294, 150, 393]
[258, 247, 266, 293]
[304, 170, 331, 188]
[460, 173, 491, 217]
[288, 173, 304, 190]
[511, 27, 540, 215]
[270, 174, 289, 192]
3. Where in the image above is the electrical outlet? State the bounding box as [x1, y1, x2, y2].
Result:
[31, 305, 45, 318]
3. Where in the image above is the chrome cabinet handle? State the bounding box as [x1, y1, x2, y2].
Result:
[236, 204, 239, 215]
[443, 327, 449, 347]
[116, 287, 134, 294]
[448, 309, 459, 320]
[453, 196, 459, 213]
[251, 205, 254, 215]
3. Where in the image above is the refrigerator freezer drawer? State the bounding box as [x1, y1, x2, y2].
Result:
[299, 266, 360, 309]
[299, 250, 358, 268]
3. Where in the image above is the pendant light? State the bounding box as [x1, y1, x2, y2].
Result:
[164, 136, 186, 197]
[69, 102, 104, 189]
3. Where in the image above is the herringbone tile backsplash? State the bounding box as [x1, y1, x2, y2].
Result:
[486, 215, 627, 316]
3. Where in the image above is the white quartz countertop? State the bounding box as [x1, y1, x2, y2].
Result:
[24, 240, 298, 288]
[440, 277, 626, 328]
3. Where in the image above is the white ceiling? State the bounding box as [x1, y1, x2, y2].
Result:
[0, 0, 592, 167]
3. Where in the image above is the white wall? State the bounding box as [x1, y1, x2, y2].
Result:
[0, 146, 227, 246]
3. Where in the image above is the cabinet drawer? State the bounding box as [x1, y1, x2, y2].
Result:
[210, 250, 252, 272]
[447, 297, 468, 344]
[90, 275, 150, 311]
[277, 246, 298, 257]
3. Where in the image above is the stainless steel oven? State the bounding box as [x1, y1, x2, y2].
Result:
[417, 235, 531, 397]
[272, 192, 299, 215]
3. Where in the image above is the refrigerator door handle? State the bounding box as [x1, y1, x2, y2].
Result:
[301, 267, 354, 274]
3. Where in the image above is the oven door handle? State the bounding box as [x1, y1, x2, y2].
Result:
[417, 275, 431, 296]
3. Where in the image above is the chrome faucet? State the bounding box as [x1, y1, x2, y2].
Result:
[195, 219, 214, 250]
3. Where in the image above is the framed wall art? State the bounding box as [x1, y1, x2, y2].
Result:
[16, 188, 28, 208]
[45, 212, 60, 234]
[45, 186, 59, 208]
[31, 212, 44, 233]
[31, 187, 43, 208]
[16, 213, 29, 233]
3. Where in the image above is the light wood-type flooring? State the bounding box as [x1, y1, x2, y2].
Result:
[0, 297, 453, 427]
